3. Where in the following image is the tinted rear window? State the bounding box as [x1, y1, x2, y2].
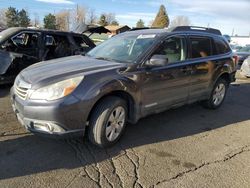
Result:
[214, 38, 231, 54]
[190, 37, 212, 58]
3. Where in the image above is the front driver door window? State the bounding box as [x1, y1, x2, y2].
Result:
[153, 36, 187, 64]
[11, 32, 40, 57]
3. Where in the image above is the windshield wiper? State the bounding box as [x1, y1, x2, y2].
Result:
[91, 56, 129, 64]
[95, 57, 114, 62]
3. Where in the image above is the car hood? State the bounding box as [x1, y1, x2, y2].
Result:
[19, 55, 126, 85]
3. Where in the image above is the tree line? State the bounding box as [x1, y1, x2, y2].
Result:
[0, 6, 120, 30]
[1, 7, 30, 28]
[0, 5, 190, 30]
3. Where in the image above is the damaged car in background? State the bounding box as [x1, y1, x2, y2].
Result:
[0, 27, 96, 84]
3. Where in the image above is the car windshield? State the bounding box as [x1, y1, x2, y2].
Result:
[87, 33, 156, 63]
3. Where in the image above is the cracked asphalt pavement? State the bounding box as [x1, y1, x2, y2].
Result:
[1, 73, 250, 188]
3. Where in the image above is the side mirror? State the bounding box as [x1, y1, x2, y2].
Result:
[1, 44, 6, 49]
[146, 55, 168, 67]
[2, 41, 11, 49]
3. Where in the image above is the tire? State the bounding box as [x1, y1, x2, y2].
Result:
[88, 96, 127, 148]
[202, 78, 229, 109]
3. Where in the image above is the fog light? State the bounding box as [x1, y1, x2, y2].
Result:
[33, 123, 50, 132]
[48, 123, 65, 133]
[46, 123, 54, 132]
[32, 122, 65, 133]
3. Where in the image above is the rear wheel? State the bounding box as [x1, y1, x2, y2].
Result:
[202, 78, 229, 109]
[88, 96, 127, 148]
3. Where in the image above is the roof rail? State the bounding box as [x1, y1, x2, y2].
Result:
[170, 26, 222, 35]
[130, 27, 150, 31]
[129, 27, 163, 31]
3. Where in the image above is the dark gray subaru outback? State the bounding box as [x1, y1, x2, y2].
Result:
[11, 26, 237, 147]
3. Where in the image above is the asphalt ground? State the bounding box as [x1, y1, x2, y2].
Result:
[0, 73, 250, 188]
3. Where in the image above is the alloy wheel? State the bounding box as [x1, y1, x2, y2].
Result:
[105, 106, 125, 142]
[212, 83, 226, 106]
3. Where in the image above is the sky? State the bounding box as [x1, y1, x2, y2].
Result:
[0, 0, 249, 36]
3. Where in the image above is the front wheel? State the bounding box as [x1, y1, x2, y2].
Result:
[202, 78, 229, 109]
[88, 96, 127, 148]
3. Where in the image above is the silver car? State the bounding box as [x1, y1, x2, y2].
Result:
[240, 56, 250, 78]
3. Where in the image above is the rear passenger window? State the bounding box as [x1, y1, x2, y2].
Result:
[73, 36, 90, 48]
[214, 38, 230, 54]
[44, 34, 71, 59]
[190, 37, 212, 58]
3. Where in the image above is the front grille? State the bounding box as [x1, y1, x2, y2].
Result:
[14, 77, 31, 100]
[15, 85, 28, 100]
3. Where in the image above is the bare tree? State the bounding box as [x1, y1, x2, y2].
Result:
[71, 4, 87, 28]
[56, 10, 70, 31]
[105, 13, 116, 25]
[87, 8, 97, 24]
[170, 16, 191, 28]
[0, 9, 7, 28]
[33, 13, 40, 28]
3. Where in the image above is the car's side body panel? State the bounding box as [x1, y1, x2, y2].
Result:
[139, 63, 190, 116]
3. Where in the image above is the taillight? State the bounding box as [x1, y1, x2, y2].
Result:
[233, 55, 239, 66]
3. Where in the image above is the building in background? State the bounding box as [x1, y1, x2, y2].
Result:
[231, 36, 250, 47]
[105, 25, 131, 36]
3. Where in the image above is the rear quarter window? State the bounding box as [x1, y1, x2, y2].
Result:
[214, 38, 231, 55]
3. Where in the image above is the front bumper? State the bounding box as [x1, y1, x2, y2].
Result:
[10, 87, 87, 138]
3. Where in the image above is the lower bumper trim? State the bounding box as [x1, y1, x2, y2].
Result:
[28, 128, 84, 139]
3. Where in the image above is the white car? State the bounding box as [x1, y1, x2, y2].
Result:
[240, 56, 250, 78]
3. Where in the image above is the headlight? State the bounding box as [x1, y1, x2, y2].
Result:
[29, 76, 84, 100]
